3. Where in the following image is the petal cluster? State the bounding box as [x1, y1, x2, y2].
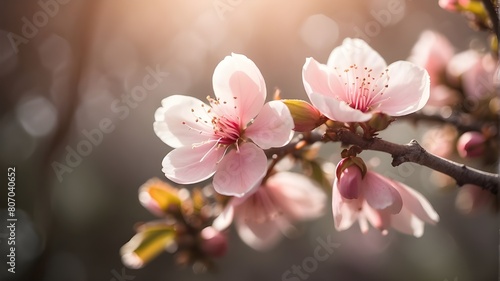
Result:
[154, 53, 294, 197]
[333, 165, 439, 237]
[303, 38, 430, 122]
[213, 172, 326, 250]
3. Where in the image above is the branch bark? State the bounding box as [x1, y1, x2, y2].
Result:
[329, 129, 499, 194]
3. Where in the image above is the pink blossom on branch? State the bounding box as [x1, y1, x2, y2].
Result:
[409, 30, 459, 107]
[302, 38, 430, 123]
[213, 172, 326, 251]
[154, 53, 294, 197]
[333, 164, 439, 237]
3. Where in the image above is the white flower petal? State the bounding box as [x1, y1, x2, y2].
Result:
[212, 202, 235, 231]
[266, 172, 326, 220]
[213, 142, 267, 197]
[212, 53, 266, 125]
[391, 180, 440, 224]
[303, 58, 333, 96]
[376, 61, 430, 116]
[154, 95, 213, 148]
[309, 92, 372, 122]
[332, 180, 362, 231]
[245, 101, 294, 149]
[235, 212, 283, 251]
[327, 38, 387, 75]
[162, 142, 224, 184]
[390, 207, 425, 237]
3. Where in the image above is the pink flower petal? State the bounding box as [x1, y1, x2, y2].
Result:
[309, 92, 372, 122]
[362, 203, 392, 232]
[154, 95, 213, 148]
[409, 30, 454, 85]
[303, 58, 333, 97]
[212, 53, 266, 126]
[390, 207, 425, 237]
[337, 166, 363, 199]
[212, 202, 235, 231]
[235, 212, 283, 251]
[332, 181, 362, 231]
[327, 38, 387, 76]
[245, 101, 294, 149]
[363, 172, 403, 214]
[265, 172, 326, 220]
[391, 180, 439, 224]
[162, 142, 225, 184]
[376, 61, 430, 116]
[213, 142, 267, 197]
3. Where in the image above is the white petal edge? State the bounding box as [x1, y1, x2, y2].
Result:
[391, 180, 440, 224]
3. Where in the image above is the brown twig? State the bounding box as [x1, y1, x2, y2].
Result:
[328, 129, 499, 194]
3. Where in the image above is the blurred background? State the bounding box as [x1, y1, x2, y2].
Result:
[0, 0, 498, 280]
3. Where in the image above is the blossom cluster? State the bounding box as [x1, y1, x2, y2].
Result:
[121, 33, 498, 270]
[152, 38, 437, 249]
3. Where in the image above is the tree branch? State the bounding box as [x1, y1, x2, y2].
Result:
[480, 0, 500, 44]
[329, 129, 499, 194]
[399, 112, 488, 133]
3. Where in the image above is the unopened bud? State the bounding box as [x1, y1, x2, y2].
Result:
[336, 156, 367, 180]
[282, 99, 326, 132]
[367, 112, 393, 131]
[200, 226, 228, 258]
[457, 131, 485, 158]
[139, 178, 182, 216]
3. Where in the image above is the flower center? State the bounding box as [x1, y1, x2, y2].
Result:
[336, 64, 391, 112]
[211, 115, 241, 144]
[206, 96, 241, 145]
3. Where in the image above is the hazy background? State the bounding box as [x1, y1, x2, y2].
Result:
[0, 0, 498, 280]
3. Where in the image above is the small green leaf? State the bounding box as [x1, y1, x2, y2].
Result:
[120, 222, 176, 269]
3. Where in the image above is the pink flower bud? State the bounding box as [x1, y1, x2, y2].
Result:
[200, 227, 228, 258]
[367, 112, 393, 131]
[457, 131, 485, 158]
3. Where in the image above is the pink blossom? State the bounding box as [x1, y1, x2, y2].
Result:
[154, 53, 294, 197]
[439, 0, 470, 11]
[333, 165, 439, 237]
[302, 38, 430, 123]
[213, 172, 326, 251]
[447, 50, 497, 100]
[421, 125, 457, 158]
[456, 184, 496, 214]
[409, 31, 458, 107]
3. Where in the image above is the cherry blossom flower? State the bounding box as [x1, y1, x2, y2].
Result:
[448, 50, 498, 100]
[302, 38, 430, 123]
[455, 184, 496, 214]
[154, 53, 294, 197]
[409, 30, 459, 107]
[213, 172, 326, 251]
[333, 164, 439, 237]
